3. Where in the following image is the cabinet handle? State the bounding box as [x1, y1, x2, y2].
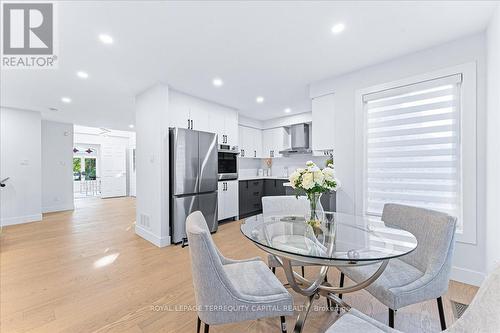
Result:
[187, 119, 191, 129]
[225, 182, 227, 191]
[254, 150, 256, 157]
[241, 149, 245, 157]
[190, 120, 194, 129]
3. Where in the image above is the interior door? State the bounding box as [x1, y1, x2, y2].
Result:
[197, 192, 218, 232]
[100, 143, 127, 198]
[172, 128, 199, 195]
[198, 131, 217, 193]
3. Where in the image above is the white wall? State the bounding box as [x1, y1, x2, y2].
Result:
[0, 108, 42, 226]
[135, 84, 170, 247]
[41, 121, 74, 213]
[486, 5, 500, 273]
[310, 33, 487, 285]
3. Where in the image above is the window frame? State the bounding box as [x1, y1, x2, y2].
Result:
[355, 62, 477, 244]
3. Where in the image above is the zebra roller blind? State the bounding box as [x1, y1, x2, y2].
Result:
[364, 74, 463, 228]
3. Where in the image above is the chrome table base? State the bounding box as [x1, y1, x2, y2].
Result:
[280, 257, 389, 333]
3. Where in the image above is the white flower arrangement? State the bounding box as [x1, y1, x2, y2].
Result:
[289, 161, 340, 227]
[289, 161, 339, 193]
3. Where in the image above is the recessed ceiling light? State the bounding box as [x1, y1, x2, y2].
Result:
[256, 96, 264, 104]
[128, 124, 135, 129]
[48, 107, 58, 112]
[61, 97, 72, 103]
[331, 23, 345, 34]
[98, 34, 113, 44]
[212, 78, 223, 87]
[77, 71, 89, 79]
[284, 108, 291, 113]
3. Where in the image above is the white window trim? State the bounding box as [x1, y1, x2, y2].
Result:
[354, 62, 477, 244]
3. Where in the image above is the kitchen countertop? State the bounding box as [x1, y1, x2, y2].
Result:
[238, 175, 290, 181]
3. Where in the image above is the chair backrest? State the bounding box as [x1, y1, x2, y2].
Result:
[262, 195, 323, 219]
[185, 211, 240, 322]
[448, 266, 500, 332]
[381, 203, 457, 274]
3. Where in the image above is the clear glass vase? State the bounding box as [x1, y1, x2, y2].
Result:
[306, 192, 323, 227]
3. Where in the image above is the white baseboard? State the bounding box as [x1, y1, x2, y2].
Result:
[135, 225, 170, 247]
[42, 202, 74, 213]
[1, 214, 43, 227]
[451, 266, 486, 286]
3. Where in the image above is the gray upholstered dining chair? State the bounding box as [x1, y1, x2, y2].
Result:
[326, 265, 500, 333]
[186, 211, 294, 333]
[262, 195, 323, 276]
[338, 204, 457, 330]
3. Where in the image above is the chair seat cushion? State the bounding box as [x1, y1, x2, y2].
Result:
[339, 259, 424, 309]
[326, 309, 400, 333]
[223, 260, 292, 302]
[267, 254, 310, 268]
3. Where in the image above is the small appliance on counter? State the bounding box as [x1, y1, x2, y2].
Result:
[217, 144, 239, 180]
[258, 169, 264, 177]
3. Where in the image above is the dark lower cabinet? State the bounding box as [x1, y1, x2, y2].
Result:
[239, 179, 291, 218]
[239, 180, 264, 218]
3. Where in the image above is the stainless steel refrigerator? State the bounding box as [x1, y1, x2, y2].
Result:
[169, 128, 218, 244]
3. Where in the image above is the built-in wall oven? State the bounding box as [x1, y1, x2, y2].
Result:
[218, 145, 238, 180]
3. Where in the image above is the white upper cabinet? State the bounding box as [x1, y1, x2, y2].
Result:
[311, 93, 335, 152]
[262, 127, 290, 158]
[169, 91, 238, 146]
[238, 125, 262, 158]
[223, 110, 238, 147]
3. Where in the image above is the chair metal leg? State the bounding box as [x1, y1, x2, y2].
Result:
[324, 275, 332, 310]
[204, 323, 209, 333]
[338, 272, 344, 299]
[389, 308, 395, 328]
[337, 272, 345, 314]
[301, 266, 305, 277]
[437, 297, 446, 331]
[280, 315, 287, 333]
[197, 317, 201, 333]
[271, 267, 276, 274]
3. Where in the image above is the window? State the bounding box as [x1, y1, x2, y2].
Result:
[363, 74, 463, 230]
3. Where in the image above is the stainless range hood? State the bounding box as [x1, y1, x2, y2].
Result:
[279, 123, 312, 156]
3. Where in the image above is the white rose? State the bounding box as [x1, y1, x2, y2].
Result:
[323, 167, 335, 181]
[313, 170, 324, 185]
[301, 173, 314, 189]
[289, 171, 300, 188]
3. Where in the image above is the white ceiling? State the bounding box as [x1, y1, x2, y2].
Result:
[1, 1, 497, 130]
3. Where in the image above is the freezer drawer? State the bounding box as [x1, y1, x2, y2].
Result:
[171, 192, 218, 244]
[197, 192, 218, 233]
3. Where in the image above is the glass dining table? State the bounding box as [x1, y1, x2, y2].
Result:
[240, 212, 418, 333]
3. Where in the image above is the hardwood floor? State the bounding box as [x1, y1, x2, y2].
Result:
[0, 197, 477, 333]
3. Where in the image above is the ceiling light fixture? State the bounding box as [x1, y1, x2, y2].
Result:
[61, 97, 72, 103]
[128, 124, 135, 129]
[212, 78, 223, 87]
[284, 108, 291, 114]
[77, 71, 89, 79]
[331, 23, 345, 34]
[98, 34, 114, 44]
[256, 96, 264, 104]
[48, 107, 58, 111]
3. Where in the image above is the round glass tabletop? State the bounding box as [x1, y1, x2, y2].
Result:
[241, 212, 418, 264]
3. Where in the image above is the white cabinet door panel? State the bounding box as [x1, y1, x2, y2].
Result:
[224, 180, 239, 218]
[217, 181, 225, 220]
[312, 93, 335, 151]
